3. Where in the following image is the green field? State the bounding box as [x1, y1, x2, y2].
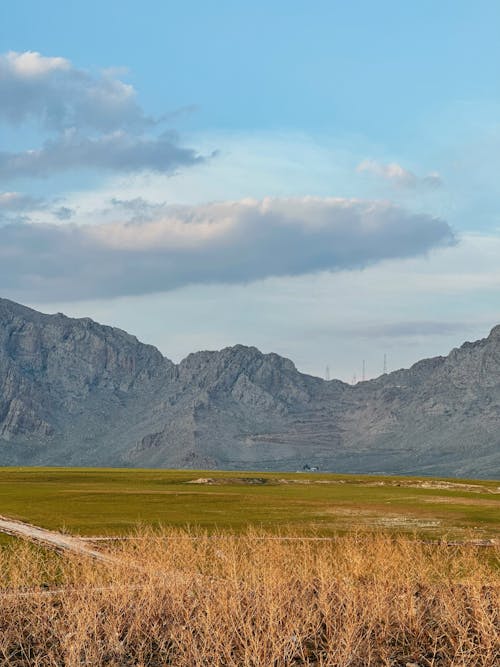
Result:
[0, 467, 498, 540]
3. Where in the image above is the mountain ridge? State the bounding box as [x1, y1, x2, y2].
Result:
[0, 297, 498, 478]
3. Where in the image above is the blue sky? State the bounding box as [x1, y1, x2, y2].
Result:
[1, 1, 500, 380]
[4, 1, 499, 136]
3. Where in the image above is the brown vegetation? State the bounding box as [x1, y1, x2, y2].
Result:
[0, 529, 498, 666]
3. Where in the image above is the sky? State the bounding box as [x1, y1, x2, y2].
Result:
[1, 1, 500, 380]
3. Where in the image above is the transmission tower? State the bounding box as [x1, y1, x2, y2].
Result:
[383, 353, 387, 374]
[325, 365, 330, 381]
[362, 360, 366, 382]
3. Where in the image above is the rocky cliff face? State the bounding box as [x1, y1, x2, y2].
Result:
[0, 298, 498, 478]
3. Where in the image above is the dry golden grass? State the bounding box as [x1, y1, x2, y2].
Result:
[0, 529, 498, 666]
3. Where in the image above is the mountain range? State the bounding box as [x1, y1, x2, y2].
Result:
[0, 297, 498, 478]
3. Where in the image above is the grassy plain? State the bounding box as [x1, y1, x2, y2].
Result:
[0, 467, 498, 539]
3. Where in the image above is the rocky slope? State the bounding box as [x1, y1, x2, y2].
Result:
[0, 298, 498, 478]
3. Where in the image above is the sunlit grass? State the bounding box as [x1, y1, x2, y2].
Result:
[0, 527, 498, 666]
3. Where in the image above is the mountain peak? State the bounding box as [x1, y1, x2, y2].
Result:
[488, 324, 500, 341]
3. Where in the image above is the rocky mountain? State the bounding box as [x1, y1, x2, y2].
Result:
[0, 297, 499, 478]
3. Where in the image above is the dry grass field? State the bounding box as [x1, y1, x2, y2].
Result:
[0, 527, 498, 666]
[0, 469, 498, 665]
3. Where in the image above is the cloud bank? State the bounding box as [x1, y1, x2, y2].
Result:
[0, 197, 455, 301]
[0, 51, 205, 179]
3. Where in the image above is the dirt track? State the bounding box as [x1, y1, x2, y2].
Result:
[0, 515, 115, 562]
[1, 515, 496, 554]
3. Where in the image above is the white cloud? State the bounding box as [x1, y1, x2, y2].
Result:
[0, 196, 454, 301]
[0, 192, 43, 210]
[0, 191, 48, 225]
[357, 159, 443, 189]
[0, 50, 142, 130]
[0, 130, 205, 180]
[0, 51, 205, 179]
[358, 159, 417, 187]
[5, 51, 69, 77]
